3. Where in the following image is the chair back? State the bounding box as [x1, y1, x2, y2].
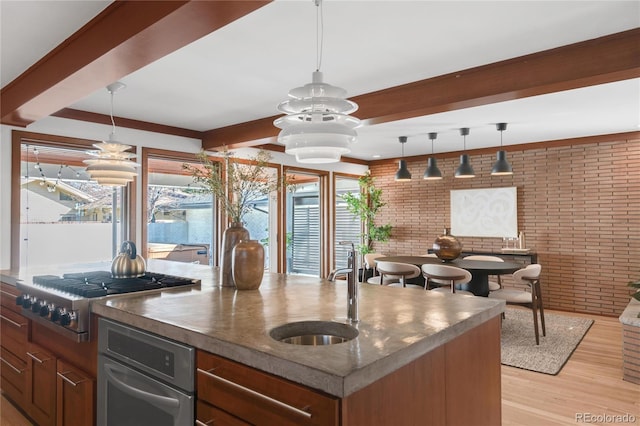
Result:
[364, 253, 385, 269]
[421, 263, 472, 285]
[464, 255, 504, 262]
[377, 262, 421, 280]
[513, 264, 542, 285]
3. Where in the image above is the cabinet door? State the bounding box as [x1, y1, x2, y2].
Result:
[196, 400, 249, 426]
[56, 359, 95, 426]
[1, 346, 27, 407]
[197, 351, 339, 426]
[26, 343, 57, 426]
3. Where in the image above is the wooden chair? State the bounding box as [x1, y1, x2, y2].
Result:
[375, 261, 423, 289]
[489, 264, 545, 345]
[463, 255, 504, 291]
[421, 264, 473, 295]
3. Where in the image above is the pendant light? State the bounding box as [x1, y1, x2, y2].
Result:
[274, 0, 361, 164]
[84, 82, 139, 186]
[423, 132, 442, 180]
[454, 127, 475, 178]
[395, 136, 412, 181]
[491, 122, 513, 176]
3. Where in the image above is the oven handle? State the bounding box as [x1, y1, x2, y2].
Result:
[104, 362, 180, 410]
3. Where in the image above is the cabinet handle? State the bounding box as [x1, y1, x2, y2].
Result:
[0, 289, 17, 298]
[195, 420, 213, 426]
[57, 371, 86, 387]
[0, 314, 24, 328]
[26, 351, 50, 364]
[0, 356, 25, 374]
[197, 368, 312, 420]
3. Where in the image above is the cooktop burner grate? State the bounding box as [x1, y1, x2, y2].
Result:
[31, 271, 195, 298]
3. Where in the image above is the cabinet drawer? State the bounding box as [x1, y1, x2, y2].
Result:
[0, 346, 27, 407]
[197, 400, 249, 426]
[197, 351, 339, 426]
[1, 309, 29, 360]
[0, 282, 21, 313]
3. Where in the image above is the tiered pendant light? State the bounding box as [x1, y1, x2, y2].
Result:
[454, 127, 475, 178]
[274, 0, 360, 163]
[395, 136, 412, 181]
[423, 132, 442, 180]
[491, 122, 513, 176]
[84, 82, 139, 186]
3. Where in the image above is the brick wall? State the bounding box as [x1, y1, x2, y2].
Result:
[369, 137, 640, 316]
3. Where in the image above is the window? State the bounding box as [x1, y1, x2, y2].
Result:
[16, 138, 130, 267]
[334, 176, 361, 269]
[284, 170, 327, 276]
[144, 151, 214, 265]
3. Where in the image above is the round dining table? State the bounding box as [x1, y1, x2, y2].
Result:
[375, 256, 522, 296]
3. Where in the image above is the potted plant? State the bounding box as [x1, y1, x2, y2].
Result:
[341, 172, 392, 280]
[183, 149, 286, 287]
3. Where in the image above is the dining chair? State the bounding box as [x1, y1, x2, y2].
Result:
[488, 264, 545, 345]
[421, 264, 473, 295]
[463, 255, 504, 291]
[375, 261, 423, 289]
[364, 253, 385, 275]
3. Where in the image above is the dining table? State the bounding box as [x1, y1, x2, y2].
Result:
[375, 256, 522, 296]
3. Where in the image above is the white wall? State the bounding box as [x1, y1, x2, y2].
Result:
[0, 117, 368, 270]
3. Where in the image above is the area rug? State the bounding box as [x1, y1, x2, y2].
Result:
[500, 307, 593, 375]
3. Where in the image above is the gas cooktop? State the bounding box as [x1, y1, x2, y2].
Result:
[32, 271, 196, 298]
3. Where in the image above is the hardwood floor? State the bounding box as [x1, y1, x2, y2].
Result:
[2, 310, 638, 426]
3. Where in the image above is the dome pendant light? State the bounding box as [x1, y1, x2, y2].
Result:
[274, 0, 361, 163]
[395, 136, 412, 181]
[491, 122, 513, 176]
[84, 82, 139, 186]
[423, 132, 442, 180]
[454, 127, 475, 178]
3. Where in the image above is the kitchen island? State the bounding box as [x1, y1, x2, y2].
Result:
[91, 260, 505, 425]
[2, 260, 505, 425]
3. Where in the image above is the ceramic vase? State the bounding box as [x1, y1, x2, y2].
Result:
[232, 240, 265, 290]
[220, 222, 250, 287]
[433, 228, 462, 261]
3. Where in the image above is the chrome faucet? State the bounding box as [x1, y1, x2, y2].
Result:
[336, 241, 359, 323]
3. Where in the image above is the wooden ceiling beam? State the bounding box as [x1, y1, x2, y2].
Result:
[1, 1, 271, 127]
[202, 28, 640, 149]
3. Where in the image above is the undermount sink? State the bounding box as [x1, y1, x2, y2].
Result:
[269, 321, 359, 346]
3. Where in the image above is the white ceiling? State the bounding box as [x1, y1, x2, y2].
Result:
[2, 1, 639, 161]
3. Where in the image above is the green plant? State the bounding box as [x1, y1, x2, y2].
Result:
[342, 172, 392, 256]
[183, 149, 287, 224]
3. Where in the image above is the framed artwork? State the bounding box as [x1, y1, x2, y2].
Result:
[450, 187, 517, 238]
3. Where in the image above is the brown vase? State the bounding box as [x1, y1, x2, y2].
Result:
[232, 240, 265, 290]
[220, 222, 250, 287]
[433, 228, 462, 261]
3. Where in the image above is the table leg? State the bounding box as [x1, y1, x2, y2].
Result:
[460, 273, 489, 297]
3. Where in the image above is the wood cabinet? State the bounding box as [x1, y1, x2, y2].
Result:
[0, 282, 97, 426]
[0, 283, 29, 408]
[56, 359, 95, 426]
[197, 317, 501, 426]
[197, 351, 339, 426]
[26, 343, 57, 426]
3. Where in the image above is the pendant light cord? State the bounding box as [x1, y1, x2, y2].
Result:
[315, 0, 324, 72]
[109, 90, 116, 136]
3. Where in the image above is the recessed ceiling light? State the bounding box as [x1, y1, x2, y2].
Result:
[372, 154, 381, 158]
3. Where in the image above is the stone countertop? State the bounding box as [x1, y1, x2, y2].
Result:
[2, 260, 505, 398]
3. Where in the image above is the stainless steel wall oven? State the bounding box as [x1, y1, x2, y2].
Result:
[97, 318, 195, 426]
